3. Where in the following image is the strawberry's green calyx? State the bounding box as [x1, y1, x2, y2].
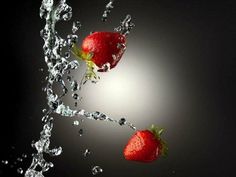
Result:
[149, 124, 168, 157]
[72, 44, 98, 82]
[71, 43, 93, 61]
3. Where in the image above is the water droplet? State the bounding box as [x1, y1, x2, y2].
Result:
[22, 154, 27, 158]
[92, 166, 103, 175]
[102, 0, 114, 22]
[1, 160, 8, 165]
[119, 118, 126, 126]
[114, 14, 134, 36]
[42, 109, 47, 113]
[71, 80, 78, 91]
[75, 102, 78, 107]
[65, 52, 70, 58]
[73, 120, 79, 126]
[79, 129, 83, 136]
[17, 157, 23, 162]
[49, 147, 62, 156]
[17, 168, 24, 174]
[67, 76, 72, 81]
[83, 149, 91, 157]
[72, 93, 79, 100]
[72, 21, 81, 33]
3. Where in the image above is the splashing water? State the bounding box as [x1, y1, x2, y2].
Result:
[102, 0, 114, 22]
[115, 14, 135, 36]
[23, 0, 135, 176]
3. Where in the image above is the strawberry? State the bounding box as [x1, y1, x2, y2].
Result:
[72, 31, 126, 72]
[123, 125, 168, 163]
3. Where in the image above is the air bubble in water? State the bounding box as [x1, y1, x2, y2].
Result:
[17, 168, 24, 174]
[92, 166, 103, 175]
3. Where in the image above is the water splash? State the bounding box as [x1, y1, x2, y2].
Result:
[114, 14, 135, 36]
[72, 21, 81, 34]
[102, 0, 114, 22]
[24, 0, 135, 176]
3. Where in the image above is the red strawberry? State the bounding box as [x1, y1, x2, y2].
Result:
[72, 31, 126, 72]
[123, 125, 168, 163]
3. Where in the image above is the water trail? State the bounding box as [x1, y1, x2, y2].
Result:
[24, 0, 135, 176]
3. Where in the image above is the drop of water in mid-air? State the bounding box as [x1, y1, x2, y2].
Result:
[17, 168, 24, 174]
[22, 154, 28, 158]
[1, 160, 8, 165]
[83, 149, 91, 157]
[72, 21, 81, 33]
[73, 120, 80, 126]
[17, 157, 23, 162]
[119, 118, 126, 126]
[72, 93, 79, 100]
[78, 129, 83, 136]
[92, 166, 103, 175]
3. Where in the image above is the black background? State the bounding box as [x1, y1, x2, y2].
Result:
[0, 0, 236, 177]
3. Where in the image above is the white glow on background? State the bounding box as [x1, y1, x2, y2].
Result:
[65, 42, 181, 130]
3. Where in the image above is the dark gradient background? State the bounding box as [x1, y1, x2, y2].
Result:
[0, 0, 236, 177]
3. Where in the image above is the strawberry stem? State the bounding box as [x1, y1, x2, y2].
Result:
[71, 43, 93, 61]
[71, 44, 99, 83]
[148, 124, 168, 157]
